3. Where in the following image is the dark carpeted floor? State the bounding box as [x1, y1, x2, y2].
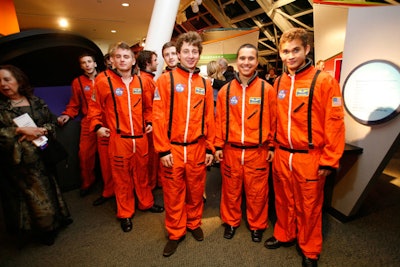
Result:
[1, 158, 400, 267]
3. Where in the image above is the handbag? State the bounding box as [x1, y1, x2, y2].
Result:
[40, 137, 68, 166]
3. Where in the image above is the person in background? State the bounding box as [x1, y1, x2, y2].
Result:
[265, 67, 278, 85]
[207, 60, 226, 105]
[214, 43, 276, 243]
[104, 53, 113, 69]
[264, 28, 345, 267]
[137, 50, 161, 190]
[57, 53, 99, 197]
[162, 41, 178, 72]
[316, 60, 325, 71]
[88, 41, 164, 233]
[217, 57, 235, 82]
[0, 65, 73, 246]
[153, 31, 215, 257]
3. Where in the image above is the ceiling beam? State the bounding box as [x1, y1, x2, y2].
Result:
[256, 0, 293, 32]
[202, 0, 232, 28]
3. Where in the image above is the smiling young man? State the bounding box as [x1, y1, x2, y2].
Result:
[214, 43, 276, 243]
[153, 31, 215, 257]
[264, 28, 345, 267]
[88, 42, 164, 233]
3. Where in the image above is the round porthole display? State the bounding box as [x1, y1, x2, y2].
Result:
[342, 60, 400, 125]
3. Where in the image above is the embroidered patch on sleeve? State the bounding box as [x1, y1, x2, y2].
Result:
[154, 88, 161, 101]
[332, 97, 342, 107]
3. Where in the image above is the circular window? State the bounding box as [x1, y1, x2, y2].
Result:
[342, 60, 400, 125]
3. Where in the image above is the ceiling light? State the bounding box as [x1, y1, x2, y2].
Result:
[191, 1, 199, 13]
[122, 3, 129, 7]
[111, 30, 116, 33]
[58, 18, 69, 28]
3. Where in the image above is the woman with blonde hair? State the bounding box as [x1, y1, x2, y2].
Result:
[207, 60, 226, 104]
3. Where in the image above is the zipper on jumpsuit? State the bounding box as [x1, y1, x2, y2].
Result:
[122, 77, 136, 153]
[183, 72, 193, 163]
[287, 74, 295, 172]
[240, 83, 247, 165]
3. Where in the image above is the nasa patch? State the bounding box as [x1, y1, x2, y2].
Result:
[84, 85, 90, 91]
[278, 90, 286, 100]
[230, 96, 239, 105]
[176, 84, 185, 93]
[115, 88, 124, 96]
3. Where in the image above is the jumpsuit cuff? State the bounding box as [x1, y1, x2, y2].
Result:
[159, 151, 171, 158]
[319, 165, 336, 172]
[206, 149, 213, 155]
[215, 147, 223, 151]
[94, 124, 102, 132]
[268, 146, 275, 152]
[146, 122, 152, 126]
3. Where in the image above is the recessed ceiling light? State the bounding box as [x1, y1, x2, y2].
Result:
[111, 30, 117, 33]
[58, 18, 69, 28]
[122, 3, 129, 7]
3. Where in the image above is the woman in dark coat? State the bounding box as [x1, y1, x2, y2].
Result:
[0, 65, 72, 246]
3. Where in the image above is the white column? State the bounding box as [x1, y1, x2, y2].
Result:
[145, 0, 180, 79]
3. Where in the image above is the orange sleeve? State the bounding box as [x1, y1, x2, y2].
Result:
[204, 78, 216, 153]
[88, 78, 105, 132]
[152, 74, 172, 154]
[62, 78, 82, 118]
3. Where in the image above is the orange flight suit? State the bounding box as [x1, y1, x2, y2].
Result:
[215, 73, 276, 230]
[62, 74, 97, 191]
[140, 70, 161, 189]
[89, 69, 155, 219]
[153, 65, 215, 240]
[273, 60, 345, 260]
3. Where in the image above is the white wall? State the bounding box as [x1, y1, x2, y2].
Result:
[314, 5, 400, 217]
[332, 5, 400, 217]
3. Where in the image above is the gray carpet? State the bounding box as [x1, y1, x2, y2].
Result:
[1, 165, 400, 267]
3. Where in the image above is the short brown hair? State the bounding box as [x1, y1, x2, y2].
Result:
[279, 28, 310, 50]
[175, 31, 203, 54]
[109, 41, 134, 57]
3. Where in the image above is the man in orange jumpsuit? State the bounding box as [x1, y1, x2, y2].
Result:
[137, 50, 160, 190]
[153, 31, 215, 257]
[57, 53, 114, 200]
[88, 42, 164, 233]
[214, 44, 276, 243]
[264, 28, 345, 267]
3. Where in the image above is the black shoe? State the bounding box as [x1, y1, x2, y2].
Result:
[40, 230, 57, 246]
[302, 256, 318, 267]
[163, 240, 179, 257]
[264, 236, 296, 249]
[223, 224, 236, 239]
[143, 204, 164, 213]
[60, 217, 73, 227]
[251, 230, 264, 242]
[189, 227, 204, 241]
[92, 196, 113, 206]
[79, 188, 90, 197]
[120, 218, 132, 232]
